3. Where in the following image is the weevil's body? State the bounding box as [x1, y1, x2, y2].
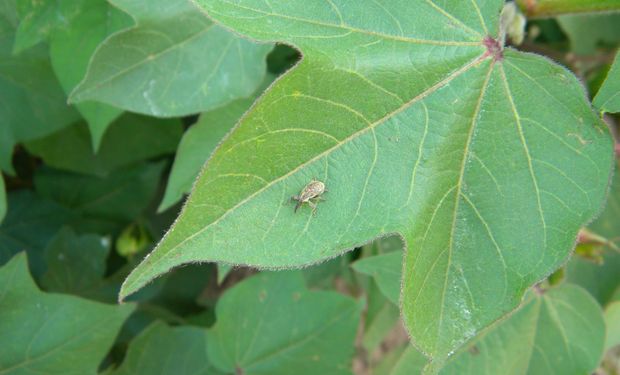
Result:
[291, 179, 326, 214]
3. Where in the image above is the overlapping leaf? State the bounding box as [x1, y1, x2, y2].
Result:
[594, 50, 620, 114]
[387, 284, 605, 374]
[568, 163, 620, 305]
[40, 228, 111, 297]
[12, 0, 77, 53]
[35, 163, 166, 234]
[69, 0, 272, 117]
[110, 322, 220, 375]
[207, 271, 362, 374]
[122, 0, 613, 360]
[49, 0, 133, 149]
[353, 252, 402, 305]
[26, 115, 182, 177]
[0, 191, 75, 277]
[0, 253, 134, 374]
[605, 301, 620, 352]
[0, 3, 79, 173]
[439, 284, 605, 374]
[0, 175, 5, 223]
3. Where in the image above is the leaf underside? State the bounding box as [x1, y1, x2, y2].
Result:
[122, 0, 613, 360]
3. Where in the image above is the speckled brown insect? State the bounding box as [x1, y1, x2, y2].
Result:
[291, 179, 326, 215]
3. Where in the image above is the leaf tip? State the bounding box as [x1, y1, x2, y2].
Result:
[118, 269, 143, 303]
[67, 84, 89, 105]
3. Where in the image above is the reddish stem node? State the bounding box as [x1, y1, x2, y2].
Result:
[483, 36, 503, 61]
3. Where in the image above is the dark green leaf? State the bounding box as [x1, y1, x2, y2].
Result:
[207, 271, 363, 374]
[302, 253, 355, 290]
[35, 163, 166, 233]
[593, 50, 620, 114]
[123, 0, 613, 360]
[147, 264, 211, 316]
[0, 191, 75, 277]
[0, 5, 79, 173]
[49, 0, 133, 150]
[40, 227, 111, 297]
[109, 322, 220, 375]
[69, 0, 272, 117]
[0, 175, 5, 223]
[352, 252, 402, 305]
[26, 115, 181, 177]
[0, 253, 134, 374]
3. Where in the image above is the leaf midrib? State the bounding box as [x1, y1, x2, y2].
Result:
[121, 51, 489, 296]
[434, 58, 496, 355]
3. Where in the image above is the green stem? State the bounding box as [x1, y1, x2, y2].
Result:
[516, 0, 620, 18]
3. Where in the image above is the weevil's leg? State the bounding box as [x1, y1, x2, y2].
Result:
[309, 201, 317, 216]
[295, 199, 303, 213]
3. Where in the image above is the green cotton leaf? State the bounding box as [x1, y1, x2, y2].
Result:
[588, 164, 620, 241]
[159, 96, 257, 212]
[0, 175, 5, 223]
[109, 322, 221, 375]
[0, 253, 135, 374]
[12, 0, 78, 53]
[26, 115, 182, 177]
[207, 271, 363, 374]
[557, 13, 620, 56]
[605, 301, 620, 351]
[568, 251, 620, 306]
[121, 0, 614, 360]
[352, 252, 402, 305]
[568, 165, 620, 305]
[593, 50, 620, 114]
[388, 347, 431, 375]
[371, 345, 408, 375]
[0, 191, 75, 278]
[69, 0, 272, 117]
[362, 281, 400, 353]
[40, 227, 111, 297]
[49, 0, 133, 150]
[391, 284, 606, 374]
[216, 263, 232, 284]
[439, 284, 605, 375]
[302, 255, 354, 290]
[35, 163, 167, 234]
[0, 6, 79, 174]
